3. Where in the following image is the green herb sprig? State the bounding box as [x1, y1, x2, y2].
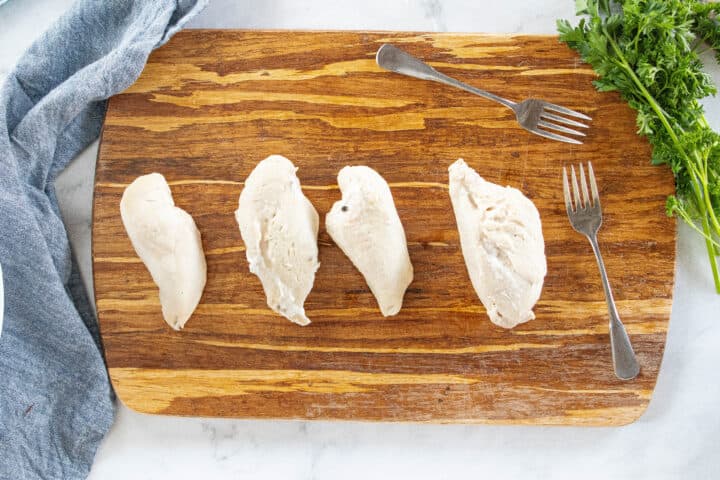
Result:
[558, 0, 720, 292]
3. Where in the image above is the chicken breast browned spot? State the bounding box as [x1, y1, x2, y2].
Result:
[120, 173, 207, 330]
[326, 166, 413, 316]
[448, 159, 546, 329]
[235, 155, 319, 326]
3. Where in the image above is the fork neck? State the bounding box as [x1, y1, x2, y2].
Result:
[430, 70, 517, 110]
[588, 235, 621, 322]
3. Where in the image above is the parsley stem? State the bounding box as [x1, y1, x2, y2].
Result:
[675, 203, 720, 250]
[685, 154, 720, 288]
[607, 36, 689, 161]
[696, 150, 720, 236]
[688, 166, 720, 291]
[701, 212, 720, 292]
[604, 27, 720, 290]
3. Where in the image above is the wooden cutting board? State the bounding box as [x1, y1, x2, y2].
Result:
[93, 30, 675, 425]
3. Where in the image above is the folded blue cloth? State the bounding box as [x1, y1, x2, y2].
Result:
[0, 1, 207, 478]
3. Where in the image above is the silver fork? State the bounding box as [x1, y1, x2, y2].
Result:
[562, 163, 640, 380]
[376, 44, 591, 144]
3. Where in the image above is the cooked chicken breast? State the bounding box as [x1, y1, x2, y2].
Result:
[235, 155, 319, 326]
[448, 159, 546, 328]
[120, 173, 207, 330]
[326, 166, 413, 316]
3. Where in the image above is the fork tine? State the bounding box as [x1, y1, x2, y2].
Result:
[544, 103, 592, 121]
[531, 128, 583, 145]
[570, 165, 582, 209]
[588, 161, 601, 208]
[537, 120, 586, 137]
[579, 163, 591, 207]
[562, 167, 573, 213]
[540, 112, 589, 129]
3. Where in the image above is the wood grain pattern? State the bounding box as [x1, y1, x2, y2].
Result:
[93, 31, 676, 425]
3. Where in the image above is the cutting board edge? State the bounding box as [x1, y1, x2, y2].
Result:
[108, 367, 652, 426]
[92, 106, 114, 354]
[182, 28, 564, 38]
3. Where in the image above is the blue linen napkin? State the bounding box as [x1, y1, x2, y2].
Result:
[0, 1, 207, 478]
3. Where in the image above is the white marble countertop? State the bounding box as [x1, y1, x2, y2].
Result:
[2, 1, 719, 478]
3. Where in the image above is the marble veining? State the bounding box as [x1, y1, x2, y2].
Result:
[421, 0, 447, 32]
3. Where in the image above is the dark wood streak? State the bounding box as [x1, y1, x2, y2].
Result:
[93, 31, 675, 425]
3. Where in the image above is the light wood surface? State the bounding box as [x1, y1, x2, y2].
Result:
[93, 31, 675, 425]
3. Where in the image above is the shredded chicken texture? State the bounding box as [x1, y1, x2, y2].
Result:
[448, 159, 546, 328]
[235, 155, 319, 326]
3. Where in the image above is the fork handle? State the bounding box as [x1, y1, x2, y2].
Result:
[376, 44, 516, 109]
[589, 236, 640, 380]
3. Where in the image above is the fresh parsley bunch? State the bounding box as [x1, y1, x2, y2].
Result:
[558, 0, 720, 292]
